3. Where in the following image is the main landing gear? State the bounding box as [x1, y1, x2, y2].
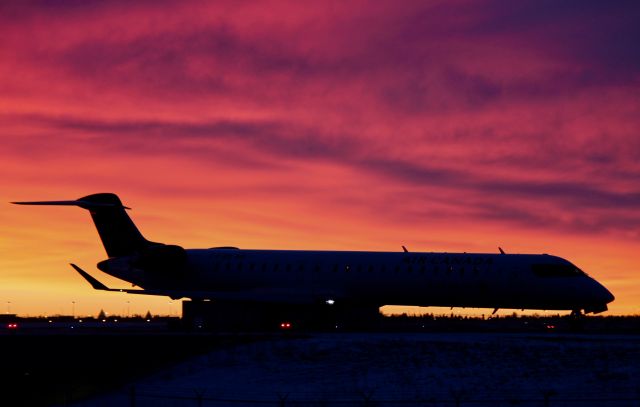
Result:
[570, 309, 584, 318]
[567, 309, 586, 332]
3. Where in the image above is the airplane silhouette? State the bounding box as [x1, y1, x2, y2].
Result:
[13, 193, 614, 322]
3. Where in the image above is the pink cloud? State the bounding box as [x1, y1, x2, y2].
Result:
[1, 0, 639, 314]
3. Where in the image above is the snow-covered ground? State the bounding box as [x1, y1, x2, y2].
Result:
[72, 333, 640, 406]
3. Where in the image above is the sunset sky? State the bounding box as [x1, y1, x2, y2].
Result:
[1, 0, 638, 317]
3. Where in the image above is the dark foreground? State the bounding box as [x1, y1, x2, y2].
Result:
[0, 327, 281, 407]
[88, 332, 640, 407]
[2, 315, 640, 406]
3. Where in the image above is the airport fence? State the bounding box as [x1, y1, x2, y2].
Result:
[108, 385, 640, 407]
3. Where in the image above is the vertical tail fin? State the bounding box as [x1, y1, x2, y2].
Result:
[12, 193, 160, 257]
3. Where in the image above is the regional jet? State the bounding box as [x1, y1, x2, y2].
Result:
[13, 193, 614, 324]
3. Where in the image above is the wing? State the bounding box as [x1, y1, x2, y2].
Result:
[71, 264, 179, 297]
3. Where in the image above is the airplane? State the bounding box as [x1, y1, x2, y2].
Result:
[13, 193, 614, 327]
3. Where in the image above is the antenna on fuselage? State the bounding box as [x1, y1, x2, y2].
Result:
[498, 247, 506, 255]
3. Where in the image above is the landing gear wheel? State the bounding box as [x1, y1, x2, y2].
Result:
[568, 309, 585, 332]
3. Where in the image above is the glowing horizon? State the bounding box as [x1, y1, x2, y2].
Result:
[1, 1, 638, 316]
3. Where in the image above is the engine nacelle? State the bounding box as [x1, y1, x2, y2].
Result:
[97, 244, 188, 287]
[132, 244, 187, 274]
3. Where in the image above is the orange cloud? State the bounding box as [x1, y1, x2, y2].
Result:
[1, 0, 638, 316]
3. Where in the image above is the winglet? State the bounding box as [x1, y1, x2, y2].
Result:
[402, 245, 408, 253]
[71, 263, 110, 291]
[498, 247, 506, 255]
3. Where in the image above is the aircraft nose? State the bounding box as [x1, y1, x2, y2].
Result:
[583, 278, 614, 314]
[601, 286, 615, 304]
[593, 279, 615, 304]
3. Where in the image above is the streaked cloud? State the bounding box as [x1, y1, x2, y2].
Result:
[1, 0, 638, 315]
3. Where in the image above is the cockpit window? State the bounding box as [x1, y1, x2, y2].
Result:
[532, 264, 584, 277]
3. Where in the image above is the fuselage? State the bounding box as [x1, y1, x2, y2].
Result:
[103, 248, 614, 314]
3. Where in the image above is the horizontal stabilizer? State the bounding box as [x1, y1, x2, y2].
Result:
[13, 193, 153, 257]
[12, 199, 130, 210]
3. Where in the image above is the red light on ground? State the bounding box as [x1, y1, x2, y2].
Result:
[7, 323, 18, 329]
[280, 322, 292, 329]
[546, 324, 556, 330]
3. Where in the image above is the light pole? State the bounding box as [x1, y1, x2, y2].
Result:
[6, 301, 10, 314]
[126, 301, 130, 317]
[72, 301, 76, 319]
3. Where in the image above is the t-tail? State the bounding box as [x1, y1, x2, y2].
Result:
[12, 193, 161, 257]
